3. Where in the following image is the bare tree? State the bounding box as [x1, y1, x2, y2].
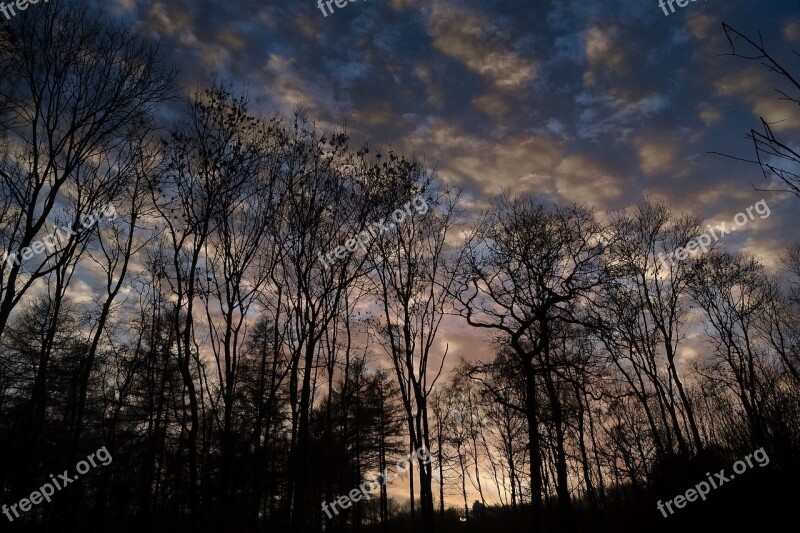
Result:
[719, 23, 800, 199]
[151, 86, 266, 524]
[604, 198, 706, 456]
[0, 0, 174, 341]
[454, 194, 612, 532]
[370, 180, 463, 533]
[688, 251, 774, 444]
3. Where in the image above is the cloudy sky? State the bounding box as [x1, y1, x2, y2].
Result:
[90, 2, 798, 314]
[103, 0, 798, 246]
[81, 0, 800, 504]
[103, 0, 800, 373]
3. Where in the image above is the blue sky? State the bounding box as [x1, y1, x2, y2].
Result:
[106, 0, 798, 266]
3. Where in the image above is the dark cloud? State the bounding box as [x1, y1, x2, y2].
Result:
[108, 0, 800, 263]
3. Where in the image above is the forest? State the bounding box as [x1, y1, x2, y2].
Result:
[1, 1, 799, 532]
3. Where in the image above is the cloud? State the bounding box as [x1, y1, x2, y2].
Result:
[698, 103, 722, 126]
[715, 67, 800, 132]
[635, 138, 677, 177]
[751, 97, 800, 132]
[685, 12, 716, 41]
[400, 118, 626, 207]
[576, 92, 670, 141]
[425, 2, 536, 89]
[553, 155, 625, 204]
[471, 92, 510, 118]
[403, 119, 562, 193]
[714, 67, 767, 97]
[583, 26, 625, 86]
[784, 19, 800, 42]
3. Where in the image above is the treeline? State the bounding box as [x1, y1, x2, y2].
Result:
[1, 2, 800, 533]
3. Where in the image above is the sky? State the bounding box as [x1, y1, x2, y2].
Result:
[87, 1, 799, 348]
[94, 0, 800, 504]
[104, 0, 800, 264]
